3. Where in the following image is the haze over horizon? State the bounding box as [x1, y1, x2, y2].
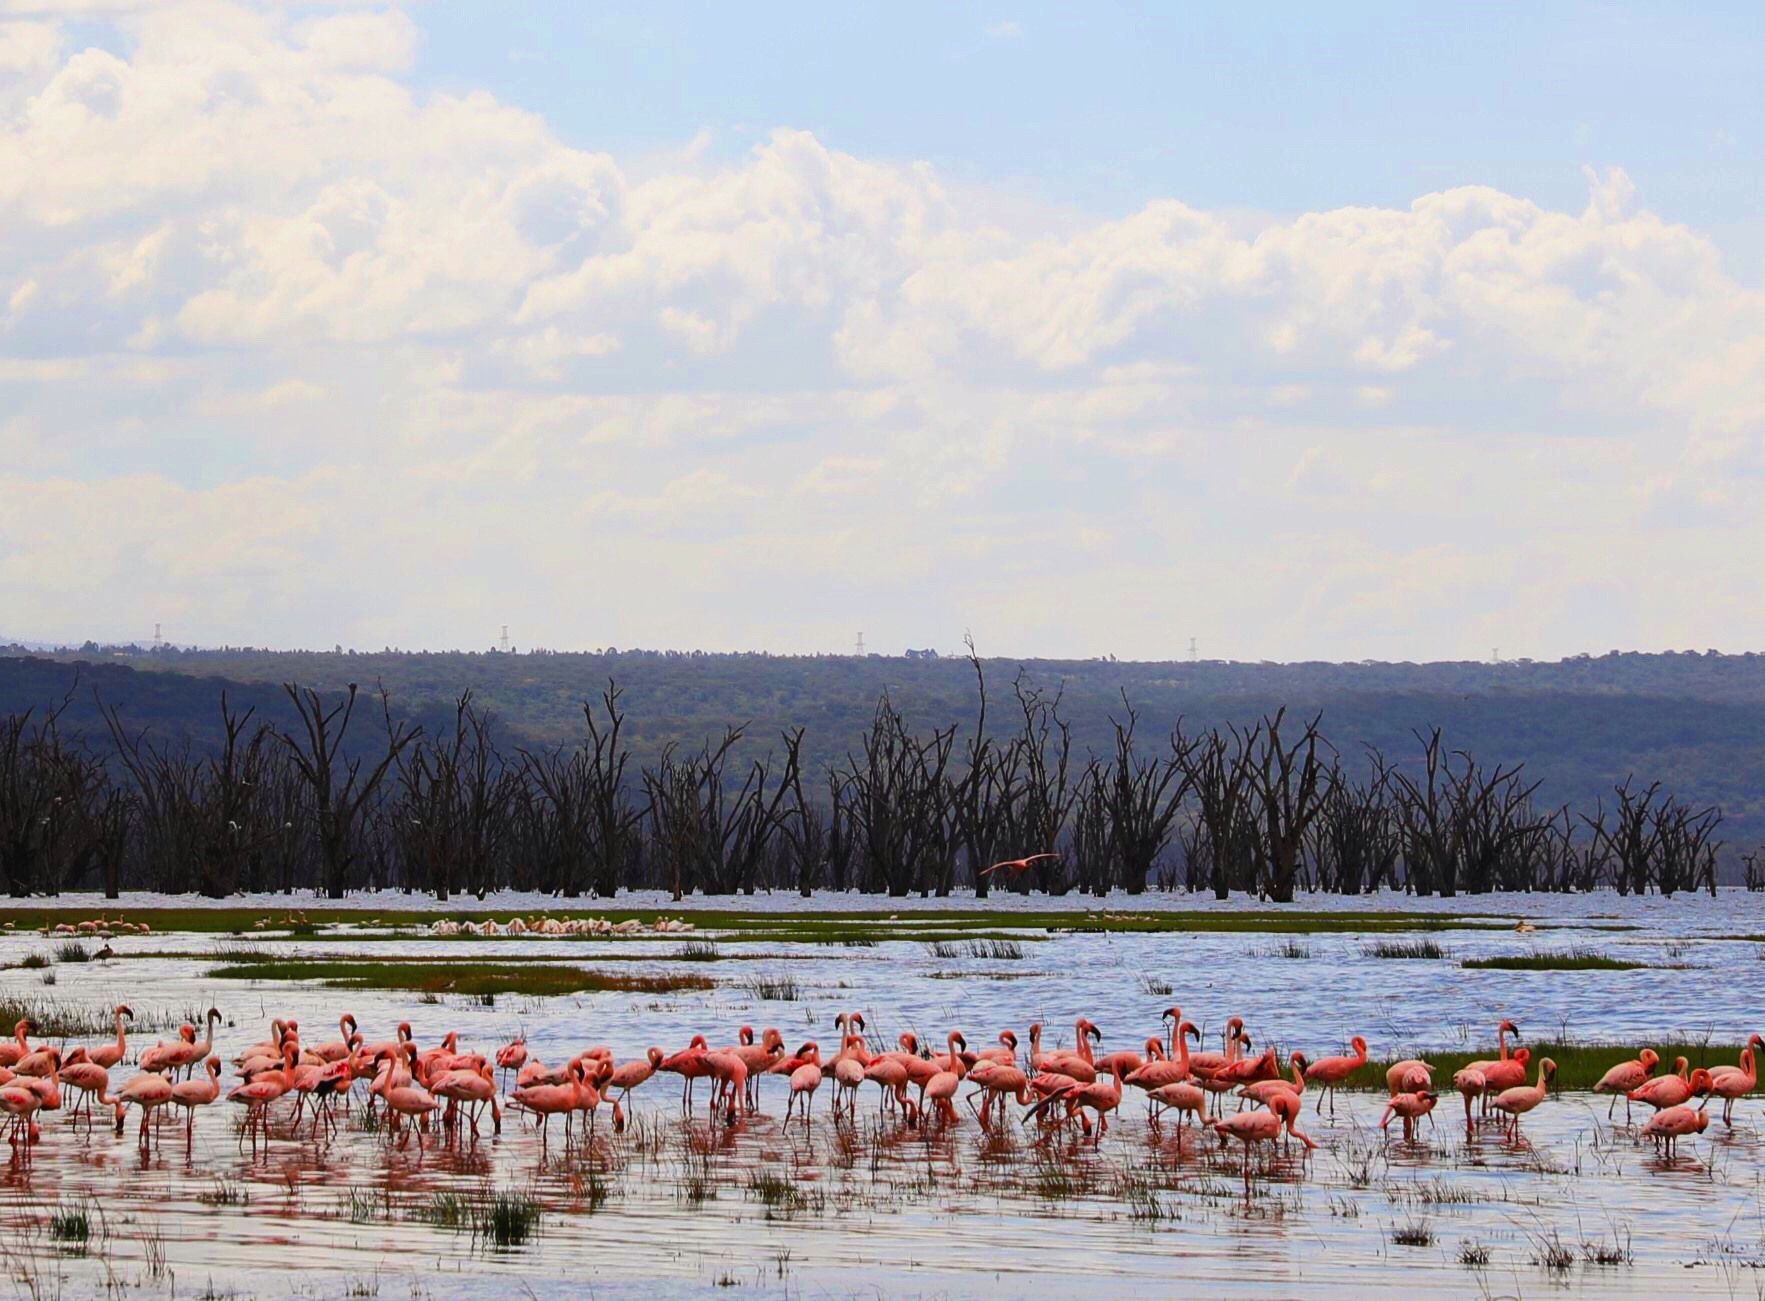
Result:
[5, 2, 1763, 663]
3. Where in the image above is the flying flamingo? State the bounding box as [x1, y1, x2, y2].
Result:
[1209, 1092, 1317, 1186]
[1303, 1035, 1368, 1115]
[1489, 1057, 1557, 1140]
[1593, 1048, 1661, 1122]
[1640, 1103, 1709, 1157]
[980, 852, 1059, 878]
[169, 1058, 222, 1144]
[1380, 1089, 1440, 1142]
[608, 1048, 663, 1131]
[1706, 1035, 1762, 1127]
[785, 1043, 825, 1130]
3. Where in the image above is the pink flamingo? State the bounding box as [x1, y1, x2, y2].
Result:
[1630, 1066, 1712, 1113]
[0, 1083, 44, 1157]
[511, 1058, 588, 1146]
[1380, 1089, 1439, 1142]
[114, 1071, 175, 1147]
[1593, 1047, 1660, 1122]
[785, 1043, 825, 1130]
[142, 1023, 197, 1075]
[1239, 1052, 1309, 1109]
[608, 1048, 663, 1131]
[1184, 1017, 1245, 1079]
[1706, 1034, 1762, 1127]
[831, 1034, 868, 1119]
[0, 1019, 36, 1069]
[170, 1058, 222, 1143]
[495, 1037, 528, 1090]
[1385, 1058, 1434, 1095]
[56, 1049, 113, 1133]
[658, 1035, 712, 1110]
[1489, 1057, 1557, 1140]
[431, 1061, 501, 1136]
[980, 852, 1059, 878]
[88, 1005, 132, 1070]
[1303, 1035, 1368, 1114]
[313, 1014, 358, 1063]
[1640, 1102, 1709, 1157]
[1127, 1020, 1201, 1094]
[1210, 1092, 1317, 1185]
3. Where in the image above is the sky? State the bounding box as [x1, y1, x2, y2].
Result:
[2, 1, 1763, 662]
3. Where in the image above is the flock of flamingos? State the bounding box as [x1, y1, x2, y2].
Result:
[2, 1005, 1759, 1181]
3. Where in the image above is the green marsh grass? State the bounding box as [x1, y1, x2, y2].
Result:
[1366, 938, 1449, 960]
[1462, 949, 1647, 971]
[205, 959, 712, 998]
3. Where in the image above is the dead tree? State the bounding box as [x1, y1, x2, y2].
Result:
[844, 696, 955, 897]
[1093, 698, 1192, 895]
[1179, 722, 1262, 899]
[1001, 675, 1076, 894]
[1246, 709, 1333, 903]
[279, 682, 419, 899]
[949, 642, 1021, 897]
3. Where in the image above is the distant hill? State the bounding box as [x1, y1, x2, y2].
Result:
[5, 643, 1764, 868]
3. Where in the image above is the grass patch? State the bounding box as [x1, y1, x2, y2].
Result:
[1366, 938, 1448, 960]
[1462, 949, 1647, 971]
[48, 1199, 93, 1247]
[477, 1191, 542, 1249]
[18, 953, 48, 970]
[196, 1177, 247, 1207]
[1391, 1219, 1434, 1247]
[1137, 974, 1174, 996]
[204, 960, 713, 998]
[1362, 1037, 1746, 1093]
[924, 938, 1023, 959]
[741, 974, 801, 1001]
[1271, 939, 1312, 959]
[1458, 1241, 1491, 1267]
[674, 941, 721, 961]
[53, 940, 89, 964]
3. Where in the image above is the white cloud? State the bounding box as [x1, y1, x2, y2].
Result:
[3, 2, 1764, 661]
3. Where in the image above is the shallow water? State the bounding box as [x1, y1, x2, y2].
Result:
[2, 889, 1763, 1297]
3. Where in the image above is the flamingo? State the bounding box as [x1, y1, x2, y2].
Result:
[1640, 1103, 1709, 1157]
[831, 1034, 868, 1120]
[784, 1043, 825, 1130]
[1380, 1089, 1440, 1142]
[313, 1014, 358, 1063]
[0, 1083, 43, 1156]
[88, 1005, 132, 1070]
[0, 1019, 36, 1069]
[1303, 1035, 1368, 1115]
[1593, 1048, 1661, 1122]
[169, 1058, 222, 1143]
[980, 852, 1059, 878]
[1706, 1035, 1762, 1127]
[55, 1049, 112, 1132]
[1489, 1057, 1557, 1140]
[1630, 1066, 1712, 1113]
[1385, 1058, 1434, 1095]
[608, 1048, 663, 1131]
[1127, 1020, 1201, 1095]
[658, 1036, 712, 1110]
[114, 1071, 175, 1146]
[142, 1023, 198, 1075]
[1239, 1052, 1309, 1109]
[431, 1061, 501, 1136]
[495, 1037, 528, 1090]
[1209, 1092, 1316, 1184]
[510, 1059, 586, 1146]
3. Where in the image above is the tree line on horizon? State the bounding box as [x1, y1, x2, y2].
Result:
[2, 653, 1757, 903]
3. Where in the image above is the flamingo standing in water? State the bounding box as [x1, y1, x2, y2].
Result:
[1706, 1035, 1762, 1127]
[1640, 1103, 1709, 1157]
[1593, 1048, 1660, 1122]
[608, 1048, 663, 1131]
[1302, 1035, 1368, 1115]
[1380, 1089, 1440, 1142]
[1630, 1066, 1712, 1113]
[0, 1082, 44, 1157]
[1489, 1057, 1557, 1140]
[1210, 1092, 1316, 1185]
[431, 1061, 501, 1136]
[169, 1058, 222, 1144]
[0, 1019, 37, 1069]
[88, 1005, 132, 1070]
[496, 1037, 528, 1090]
[114, 1071, 175, 1147]
[511, 1058, 588, 1147]
[56, 1049, 114, 1133]
[1239, 1052, 1308, 1109]
[784, 1043, 825, 1130]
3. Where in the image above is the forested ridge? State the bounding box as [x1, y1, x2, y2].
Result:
[3, 643, 1762, 893]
